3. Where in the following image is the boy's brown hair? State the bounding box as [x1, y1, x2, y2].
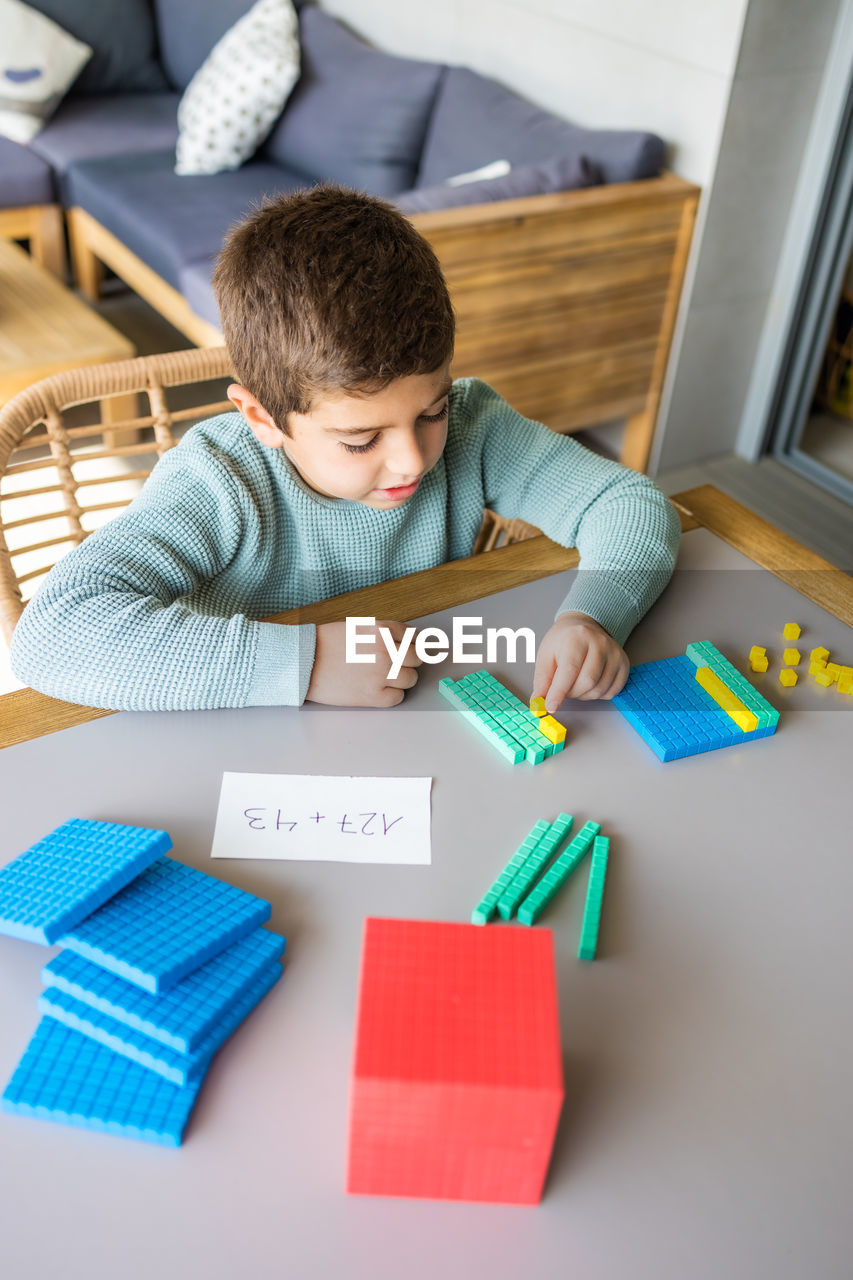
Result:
[213, 184, 455, 435]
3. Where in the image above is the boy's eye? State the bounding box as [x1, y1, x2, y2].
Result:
[340, 402, 449, 454]
[419, 403, 449, 424]
[342, 435, 380, 454]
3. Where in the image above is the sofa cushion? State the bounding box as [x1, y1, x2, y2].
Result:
[65, 150, 309, 289]
[261, 8, 444, 197]
[0, 136, 55, 207]
[177, 258, 223, 328]
[0, 0, 92, 144]
[28, 0, 168, 94]
[417, 67, 665, 188]
[153, 0, 309, 92]
[394, 153, 602, 215]
[176, 0, 300, 176]
[29, 94, 180, 196]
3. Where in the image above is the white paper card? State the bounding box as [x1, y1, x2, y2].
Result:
[210, 772, 432, 864]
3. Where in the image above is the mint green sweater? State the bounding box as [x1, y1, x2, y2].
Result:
[10, 379, 680, 710]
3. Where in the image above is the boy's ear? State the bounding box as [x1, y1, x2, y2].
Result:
[227, 383, 286, 449]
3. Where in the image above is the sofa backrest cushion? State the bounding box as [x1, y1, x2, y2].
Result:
[152, 0, 309, 92]
[27, 0, 168, 94]
[261, 7, 444, 198]
[417, 67, 665, 189]
[394, 153, 602, 215]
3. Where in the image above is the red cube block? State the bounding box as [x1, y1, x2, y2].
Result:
[347, 918, 564, 1204]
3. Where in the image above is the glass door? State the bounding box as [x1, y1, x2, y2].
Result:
[769, 79, 853, 506]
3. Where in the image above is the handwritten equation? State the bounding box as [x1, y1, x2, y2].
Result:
[242, 809, 404, 835]
[211, 772, 432, 864]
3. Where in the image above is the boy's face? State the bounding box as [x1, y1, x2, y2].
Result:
[231, 365, 452, 509]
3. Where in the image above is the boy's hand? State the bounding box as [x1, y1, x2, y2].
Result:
[306, 619, 421, 707]
[532, 612, 629, 713]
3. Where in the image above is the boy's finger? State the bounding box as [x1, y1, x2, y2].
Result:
[531, 652, 557, 701]
[375, 619, 423, 666]
[543, 657, 586, 712]
[577, 652, 629, 701]
[385, 665, 419, 690]
[598, 654, 630, 700]
[564, 649, 606, 702]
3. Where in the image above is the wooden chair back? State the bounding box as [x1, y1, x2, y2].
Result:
[0, 347, 539, 642]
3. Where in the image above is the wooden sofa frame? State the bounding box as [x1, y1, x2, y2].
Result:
[65, 171, 700, 472]
[0, 204, 67, 278]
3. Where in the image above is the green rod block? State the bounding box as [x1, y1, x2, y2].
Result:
[440, 679, 524, 763]
[577, 835, 610, 961]
[496, 812, 574, 920]
[685, 641, 779, 729]
[471, 819, 552, 924]
[517, 819, 601, 925]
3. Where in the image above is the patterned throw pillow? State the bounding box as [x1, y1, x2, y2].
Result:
[0, 0, 91, 143]
[175, 0, 300, 177]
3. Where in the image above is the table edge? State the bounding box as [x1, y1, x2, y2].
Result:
[1, 485, 848, 749]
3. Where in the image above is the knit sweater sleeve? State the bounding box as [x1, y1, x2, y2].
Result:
[9, 439, 316, 711]
[463, 379, 680, 646]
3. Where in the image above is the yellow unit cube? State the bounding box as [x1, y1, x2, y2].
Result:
[838, 669, 853, 695]
[779, 668, 798, 687]
[783, 648, 801, 666]
[748, 645, 766, 663]
[826, 663, 842, 678]
[809, 659, 827, 677]
[783, 622, 801, 641]
[694, 666, 758, 733]
[537, 714, 566, 745]
[814, 669, 835, 687]
[750, 656, 769, 673]
[810, 646, 829, 662]
[529, 696, 547, 718]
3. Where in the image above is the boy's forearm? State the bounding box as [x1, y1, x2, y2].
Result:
[10, 581, 317, 712]
[556, 490, 681, 647]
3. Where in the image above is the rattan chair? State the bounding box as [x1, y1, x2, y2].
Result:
[0, 347, 540, 643]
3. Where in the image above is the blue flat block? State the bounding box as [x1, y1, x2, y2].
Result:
[612, 655, 772, 763]
[0, 819, 171, 946]
[42, 927, 285, 1052]
[38, 960, 282, 1085]
[1, 1018, 203, 1146]
[59, 857, 271, 994]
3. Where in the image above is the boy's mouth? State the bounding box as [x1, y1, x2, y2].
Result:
[372, 479, 420, 501]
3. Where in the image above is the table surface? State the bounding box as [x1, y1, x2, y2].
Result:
[0, 240, 135, 400]
[1, 486, 852, 1280]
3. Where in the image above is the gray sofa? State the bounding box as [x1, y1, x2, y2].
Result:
[2, 0, 662, 321]
[0, 0, 698, 471]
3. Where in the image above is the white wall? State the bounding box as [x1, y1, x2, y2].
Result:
[318, 0, 841, 471]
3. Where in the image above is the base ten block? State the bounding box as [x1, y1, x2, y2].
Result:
[347, 918, 564, 1204]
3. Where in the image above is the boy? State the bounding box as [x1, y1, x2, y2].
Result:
[10, 186, 680, 712]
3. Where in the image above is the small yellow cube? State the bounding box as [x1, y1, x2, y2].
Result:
[814, 669, 835, 687]
[529, 696, 547, 718]
[810, 646, 829, 662]
[783, 622, 801, 641]
[838, 669, 853, 695]
[826, 663, 842, 678]
[537, 714, 566, 744]
[809, 659, 827, 677]
[748, 645, 766, 662]
[783, 648, 801, 666]
[750, 656, 769, 673]
[779, 668, 798, 687]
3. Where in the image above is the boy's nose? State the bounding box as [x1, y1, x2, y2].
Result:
[385, 430, 425, 479]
